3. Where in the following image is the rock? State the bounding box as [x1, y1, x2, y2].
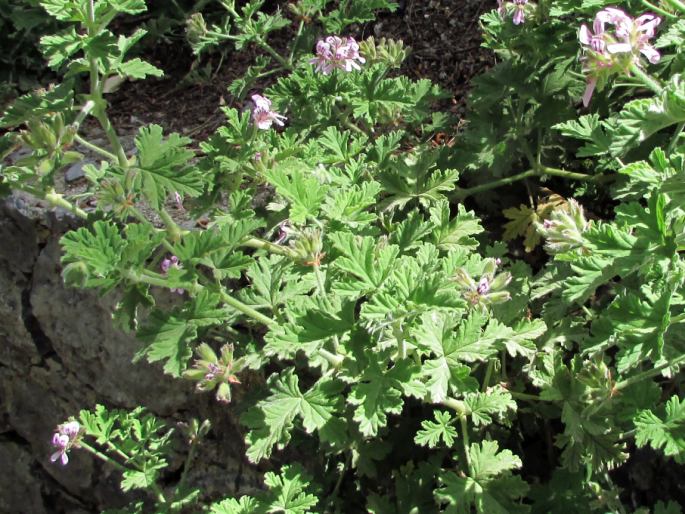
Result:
[65, 161, 87, 183]
[0, 441, 48, 514]
[0, 193, 256, 512]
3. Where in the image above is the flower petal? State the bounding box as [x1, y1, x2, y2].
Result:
[582, 76, 597, 107]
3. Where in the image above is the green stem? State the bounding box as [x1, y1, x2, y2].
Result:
[664, 0, 685, 14]
[257, 39, 293, 70]
[314, 264, 327, 298]
[441, 397, 468, 416]
[74, 134, 116, 161]
[242, 237, 299, 258]
[331, 105, 367, 136]
[289, 20, 305, 64]
[85, 0, 128, 169]
[92, 109, 129, 168]
[73, 100, 96, 129]
[45, 189, 88, 219]
[393, 322, 406, 360]
[459, 416, 472, 475]
[482, 360, 494, 392]
[158, 208, 183, 243]
[508, 390, 552, 402]
[539, 165, 599, 181]
[450, 169, 537, 200]
[319, 348, 344, 368]
[613, 353, 685, 391]
[671, 312, 685, 324]
[105, 441, 132, 463]
[667, 121, 685, 154]
[629, 63, 663, 95]
[178, 437, 199, 492]
[640, 0, 678, 18]
[79, 440, 128, 472]
[218, 290, 277, 327]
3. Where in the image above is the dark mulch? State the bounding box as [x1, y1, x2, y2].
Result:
[105, 1, 496, 141]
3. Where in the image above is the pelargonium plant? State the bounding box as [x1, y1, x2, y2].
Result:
[3, 0, 685, 512]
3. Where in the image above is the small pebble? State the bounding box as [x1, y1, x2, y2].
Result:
[65, 161, 87, 183]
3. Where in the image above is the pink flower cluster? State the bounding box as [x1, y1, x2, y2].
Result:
[579, 8, 661, 106]
[161, 255, 184, 294]
[498, 0, 528, 25]
[251, 94, 286, 130]
[310, 36, 366, 74]
[50, 421, 80, 466]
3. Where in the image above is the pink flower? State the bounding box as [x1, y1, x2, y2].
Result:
[251, 94, 286, 130]
[579, 14, 608, 53]
[578, 8, 661, 107]
[173, 192, 184, 210]
[607, 12, 662, 64]
[310, 36, 366, 74]
[512, 0, 527, 25]
[61, 421, 80, 438]
[498, 0, 528, 25]
[477, 277, 490, 295]
[161, 255, 184, 295]
[161, 255, 180, 273]
[51, 433, 70, 466]
[50, 421, 80, 466]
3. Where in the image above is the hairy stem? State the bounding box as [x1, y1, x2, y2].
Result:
[85, 0, 128, 168]
[79, 440, 128, 472]
[667, 121, 685, 154]
[460, 416, 473, 475]
[158, 208, 183, 243]
[629, 63, 663, 95]
[243, 237, 299, 258]
[640, 0, 678, 18]
[218, 290, 276, 327]
[319, 348, 344, 368]
[482, 360, 494, 392]
[664, 0, 685, 14]
[614, 353, 685, 391]
[450, 169, 537, 200]
[74, 134, 116, 161]
[45, 189, 89, 219]
[257, 39, 293, 70]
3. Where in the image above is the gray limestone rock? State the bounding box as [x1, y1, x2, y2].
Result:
[0, 193, 260, 512]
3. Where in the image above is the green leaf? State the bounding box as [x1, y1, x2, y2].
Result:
[211, 464, 319, 514]
[330, 232, 399, 294]
[348, 357, 405, 437]
[60, 221, 125, 291]
[262, 464, 320, 514]
[0, 81, 74, 127]
[415, 410, 457, 448]
[464, 386, 516, 427]
[609, 77, 685, 156]
[117, 58, 164, 80]
[322, 181, 381, 227]
[243, 371, 344, 462]
[635, 395, 685, 463]
[263, 161, 327, 223]
[430, 200, 484, 252]
[378, 150, 459, 211]
[40, 0, 84, 21]
[241, 256, 316, 311]
[135, 311, 196, 377]
[413, 311, 492, 402]
[134, 124, 204, 210]
[553, 114, 611, 157]
[40, 28, 82, 68]
[436, 441, 528, 514]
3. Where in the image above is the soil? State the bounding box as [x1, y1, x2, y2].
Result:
[104, 0, 497, 142]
